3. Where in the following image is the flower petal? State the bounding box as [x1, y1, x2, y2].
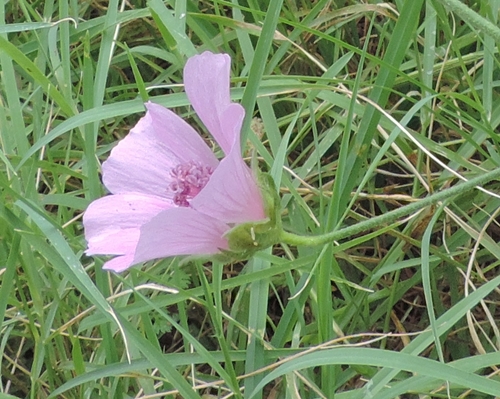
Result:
[102, 102, 218, 196]
[184, 52, 244, 154]
[133, 207, 230, 264]
[83, 193, 172, 256]
[190, 146, 265, 224]
[220, 103, 245, 147]
[102, 254, 136, 273]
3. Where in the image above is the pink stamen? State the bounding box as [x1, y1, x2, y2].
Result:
[168, 161, 213, 206]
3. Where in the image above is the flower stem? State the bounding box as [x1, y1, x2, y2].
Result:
[280, 168, 500, 247]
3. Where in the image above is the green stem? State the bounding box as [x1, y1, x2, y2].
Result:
[280, 168, 500, 247]
[437, 0, 500, 42]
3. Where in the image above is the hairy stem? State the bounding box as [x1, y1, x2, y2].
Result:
[280, 168, 500, 247]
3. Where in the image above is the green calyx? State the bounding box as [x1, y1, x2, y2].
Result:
[220, 172, 281, 261]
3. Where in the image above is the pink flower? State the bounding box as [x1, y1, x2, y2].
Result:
[83, 52, 266, 272]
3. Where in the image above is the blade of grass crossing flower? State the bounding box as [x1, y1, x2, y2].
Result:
[240, 0, 284, 145]
[230, 2, 276, 168]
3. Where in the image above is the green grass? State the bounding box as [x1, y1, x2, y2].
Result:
[2, 0, 500, 398]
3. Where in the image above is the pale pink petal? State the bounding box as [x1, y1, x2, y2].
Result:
[133, 207, 230, 264]
[190, 146, 265, 224]
[184, 52, 243, 154]
[220, 103, 245, 147]
[103, 102, 218, 196]
[83, 52, 266, 273]
[102, 254, 136, 273]
[144, 102, 218, 165]
[83, 194, 172, 255]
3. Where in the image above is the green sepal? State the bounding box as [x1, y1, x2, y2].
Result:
[217, 172, 281, 262]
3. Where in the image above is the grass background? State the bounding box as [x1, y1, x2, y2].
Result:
[1, 0, 500, 398]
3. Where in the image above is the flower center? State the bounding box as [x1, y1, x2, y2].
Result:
[168, 161, 213, 207]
